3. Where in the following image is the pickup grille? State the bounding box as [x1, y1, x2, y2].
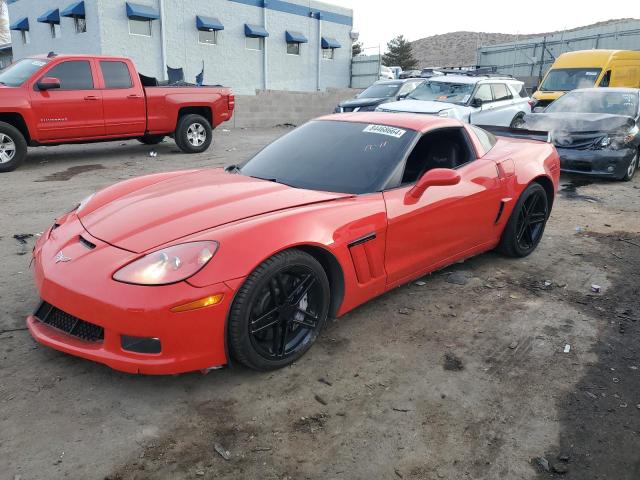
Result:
[34, 301, 104, 342]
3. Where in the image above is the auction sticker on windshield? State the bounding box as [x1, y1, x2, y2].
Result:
[363, 124, 407, 138]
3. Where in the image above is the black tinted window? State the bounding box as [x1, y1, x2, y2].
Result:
[100, 61, 133, 89]
[240, 120, 417, 194]
[492, 83, 511, 101]
[45, 61, 94, 90]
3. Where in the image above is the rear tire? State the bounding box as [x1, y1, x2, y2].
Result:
[0, 122, 27, 173]
[228, 249, 330, 371]
[174, 114, 212, 154]
[510, 113, 526, 129]
[620, 149, 638, 182]
[498, 182, 549, 258]
[138, 134, 165, 145]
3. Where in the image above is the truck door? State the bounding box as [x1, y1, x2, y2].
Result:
[98, 60, 146, 136]
[29, 59, 104, 141]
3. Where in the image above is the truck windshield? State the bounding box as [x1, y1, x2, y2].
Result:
[358, 83, 401, 99]
[239, 120, 417, 194]
[407, 80, 474, 105]
[539, 68, 601, 92]
[0, 58, 49, 87]
[545, 90, 639, 117]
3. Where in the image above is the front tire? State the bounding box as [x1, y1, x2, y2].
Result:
[498, 182, 549, 257]
[620, 149, 638, 182]
[228, 249, 330, 371]
[0, 122, 27, 173]
[174, 114, 212, 154]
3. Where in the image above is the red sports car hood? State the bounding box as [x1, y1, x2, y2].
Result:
[79, 169, 350, 253]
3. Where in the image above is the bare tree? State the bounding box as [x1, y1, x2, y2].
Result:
[0, 1, 9, 44]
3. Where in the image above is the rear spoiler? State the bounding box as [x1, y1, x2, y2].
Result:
[478, 125, 550, 143]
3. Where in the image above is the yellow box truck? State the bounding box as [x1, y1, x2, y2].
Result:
[533, 49, 640, 107]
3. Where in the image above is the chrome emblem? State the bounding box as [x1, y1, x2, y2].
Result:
[55, 251, 71, 263]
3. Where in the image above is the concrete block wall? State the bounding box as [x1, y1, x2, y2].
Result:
[231, 87, 360, 128]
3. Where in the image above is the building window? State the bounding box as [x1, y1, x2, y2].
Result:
[50, 23, 61, 39]
[322, 48, 335, 60]
[21, 30, 30, 45]
[246, 36, 263, 51]
[129, 18, 152, 37]
[287, 42, 300, 55]
[198, 29, 218, 45]
[74, 17, 87, 34]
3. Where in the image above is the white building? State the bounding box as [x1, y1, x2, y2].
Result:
[7, 0, 354, 94]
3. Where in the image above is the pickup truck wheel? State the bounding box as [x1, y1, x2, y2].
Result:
[0, 122, 27, 173]
[138, 134, 165, 145]
[175, 114, 212, 154]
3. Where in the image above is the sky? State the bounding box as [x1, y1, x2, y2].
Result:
[330, 0, 637, 52]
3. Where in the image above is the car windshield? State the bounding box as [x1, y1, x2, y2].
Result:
[545, 90, 639, 117]
[407, 80, 475, 105]
[539, 68, 602, 92]
[0, 58, 49, 87]
[239, 120, 418, 194]
[358, 83, 401, 99]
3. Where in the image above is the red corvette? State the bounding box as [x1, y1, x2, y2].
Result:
[29, 113, 560, 374]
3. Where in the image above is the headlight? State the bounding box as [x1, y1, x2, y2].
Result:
[113, 241, 218, 286]
[77, 193, 95, 213]
[438, 109, 453, 117]
[624, 124, 639, 143]
[599, 135, 611, 148]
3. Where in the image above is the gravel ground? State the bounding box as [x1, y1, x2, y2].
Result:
[0, 129, 638, 480]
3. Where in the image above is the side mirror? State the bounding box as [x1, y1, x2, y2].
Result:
[37, 77, 61, 91]
[533, 106, 545, 113]
[471, 97, 484, 108]
[408, 168, 461, 200]
[397, 93, 408, 100]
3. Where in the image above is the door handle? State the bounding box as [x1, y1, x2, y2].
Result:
[127, 94, 141, 99]
[84, 95, 99, 101]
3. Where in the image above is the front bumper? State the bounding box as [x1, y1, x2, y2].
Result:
[557, 146, 636, 179]
[29, 218, 240, 375]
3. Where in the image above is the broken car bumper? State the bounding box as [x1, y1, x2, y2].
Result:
[557, 146, 636, 179]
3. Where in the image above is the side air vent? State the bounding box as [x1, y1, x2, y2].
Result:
[78, 235, 96, 250]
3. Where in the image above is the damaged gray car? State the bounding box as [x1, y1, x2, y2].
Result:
[485, 88, 640, 181]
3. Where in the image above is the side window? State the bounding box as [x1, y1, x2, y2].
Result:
[474, 84, 493, 103]
[492, 83, 511, 101]
[100, 61, 133, 89]
[470, 125, 497, 154]
[44, 61, 94, 90]
[402, 128, 475, 184]
[599, 70, 611, 87]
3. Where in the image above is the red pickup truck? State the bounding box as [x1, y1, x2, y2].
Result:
[0, 54, 234, 172]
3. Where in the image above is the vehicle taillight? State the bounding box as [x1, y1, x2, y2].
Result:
[228, 93, 235, 111]
[528, 99, 537, 108]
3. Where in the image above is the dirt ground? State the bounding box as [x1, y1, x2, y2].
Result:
[0, 129, 638, 480]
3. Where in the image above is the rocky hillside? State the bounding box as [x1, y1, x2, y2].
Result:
[410, 19, 636, 68]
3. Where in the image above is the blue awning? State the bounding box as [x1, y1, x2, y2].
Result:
[61, 1, 85, 18]
[126, 2, 160, 21]
[244, 24, 269, 38]
[321, 37, 341, 49]
[37, 9, 60, 24]
[285, 31, 308, 44]
[10, 17, 29, 31]
[196, 15, 224, 31]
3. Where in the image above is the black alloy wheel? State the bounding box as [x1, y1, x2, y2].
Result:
[228, 250, 330, 371]
[499, 182, 549, 257]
